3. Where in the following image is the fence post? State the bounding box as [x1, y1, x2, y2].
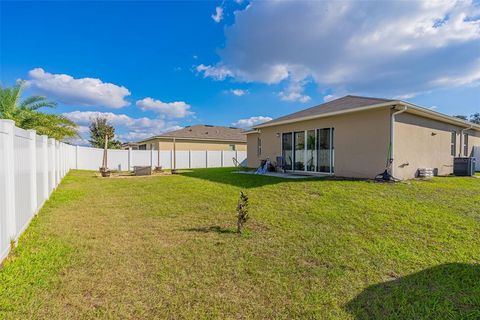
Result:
[205, 150, 208, 168]
[41, 135, 49, 204]
[170, 150, 173, 170]
[27, 130, 38, 216]
[75, 145, 79, 169]
[150, 149, 154, 168]
[128, 148, 132, 171]
[48, 138, 55, 191]
[189, 150, 192, 169]
[0, 120, 17, 240]
[221, 150, 224, 167]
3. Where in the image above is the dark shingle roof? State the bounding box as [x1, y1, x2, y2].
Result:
[256, 95, 395, 128]
[151, 125, 246, 142]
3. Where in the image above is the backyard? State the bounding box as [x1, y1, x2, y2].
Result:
[0, 168, 479, 319]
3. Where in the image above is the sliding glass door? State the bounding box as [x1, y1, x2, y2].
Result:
[282, 133, 293, 170]
[294, 131, 305, 171]
[306, 130, 316, 172]
[317, 128, 333, 173]
[282, 128, 334, 174]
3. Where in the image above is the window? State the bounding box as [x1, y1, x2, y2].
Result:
[139, 144, 147, 150]
[282, 133, 293, 170]
[450, 131, 456, 156]
[228, 144, 236, 151]
[294, 131, 305, 171]
[280, 128, 334, 174]
[463, 133, 469, 156]
[257, 137, 261, 157]
[306, 130, 316, 172]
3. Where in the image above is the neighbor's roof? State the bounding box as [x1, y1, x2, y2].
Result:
[251, 95, 480, 131]
[138, 125, 247, 143]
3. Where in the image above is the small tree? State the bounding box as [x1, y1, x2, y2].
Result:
[236, 191, 249, 233]
[88, 117, 122, 149]
[470, 113, 480, 125]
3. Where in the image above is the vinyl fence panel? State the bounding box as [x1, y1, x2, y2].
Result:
[159, 150, 172, 169]
[474, 146, 480, 171]
[190, 150, 207, 168]
[13, 127, 36, 237]
[207, 151, 222, 168]
[107, 149, 129, 171]
[222, 151, 236, 167]
[0, 120, 15, 262]
[131, 150, 152, 168]
[77, 146, 103, 170]
[0, 120, 76, 264]
[175, 151, 190, 169]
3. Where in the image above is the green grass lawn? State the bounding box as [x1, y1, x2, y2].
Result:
[1, 168, 479, 319]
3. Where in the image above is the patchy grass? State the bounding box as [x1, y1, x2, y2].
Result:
[0, 169, 479, 319]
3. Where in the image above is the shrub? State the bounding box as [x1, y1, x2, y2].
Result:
[236, 191, 249, 233]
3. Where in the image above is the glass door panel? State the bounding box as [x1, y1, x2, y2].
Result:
[294, 131, 305, 171]
[306, 130, 316, 172]
[317, 128, 331, 173]
[282, 133, 293, 170]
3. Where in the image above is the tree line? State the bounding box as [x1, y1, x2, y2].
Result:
[0, 83, 122, 148]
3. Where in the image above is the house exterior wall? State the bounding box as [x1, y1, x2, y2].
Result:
[247, 108, 391, 178]
[394, 113, 480, 179]
[139, 138, 246, 151]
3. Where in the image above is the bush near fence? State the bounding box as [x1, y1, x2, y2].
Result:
[0, 119, 247, 264]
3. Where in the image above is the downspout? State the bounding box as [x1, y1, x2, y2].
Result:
[389, 105, 408, 178]
[459, 125, 473, 157]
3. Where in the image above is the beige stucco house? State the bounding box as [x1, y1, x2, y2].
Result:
[247, 96, 480, 180]
[137, 125, 246, 152]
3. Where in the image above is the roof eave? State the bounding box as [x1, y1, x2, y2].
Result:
[253, 101, 398, 129]
[137, 136, 246, 143]
[251, 100, 480, 131]
[396, 101, 480, 130]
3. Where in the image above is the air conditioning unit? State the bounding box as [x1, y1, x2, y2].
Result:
[453, 157, 476, 176]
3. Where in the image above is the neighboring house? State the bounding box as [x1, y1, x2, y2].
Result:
[137, 125, 247, 152]
[122, 142, 140, 150]
[247, 95, 480, 180]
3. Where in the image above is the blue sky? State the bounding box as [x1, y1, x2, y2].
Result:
[1, 1, 479, 144]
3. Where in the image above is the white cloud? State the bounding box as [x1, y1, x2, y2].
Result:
[230, 89, 248, 96]
[63, 111, 181, 142]
[136, 97, 193, 118]
[232, 116, 273, 128]
[65, 136, 90, 146]
[279, 79, 311, 103]
[196, 64, 234, 80]
[212, 6, 224, 23]
[24, 68, 131, 108]
[206, 0, 480, 98]
[323, 94, 337, 102]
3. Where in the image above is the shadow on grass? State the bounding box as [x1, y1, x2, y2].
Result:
[346, 263, 480, 320]
[178, 167, 324, 188]
[183, 226, 237, 234]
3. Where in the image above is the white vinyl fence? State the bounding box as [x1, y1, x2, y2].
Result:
[0, 119, 247, 263]
[74, 147, 247, 171]
[473, 146, 480, 171]
[0, 120, 76, 263]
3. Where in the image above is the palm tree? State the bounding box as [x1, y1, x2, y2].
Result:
[0, 82, 77, 140]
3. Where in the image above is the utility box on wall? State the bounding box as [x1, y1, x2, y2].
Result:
[453, 157, 476, 176]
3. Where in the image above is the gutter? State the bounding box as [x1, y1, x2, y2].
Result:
[389, 105, 408, 178]
[253, 101, 397, 129]
[137, 136, 246, 144]
[252, 100, 480, 131]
